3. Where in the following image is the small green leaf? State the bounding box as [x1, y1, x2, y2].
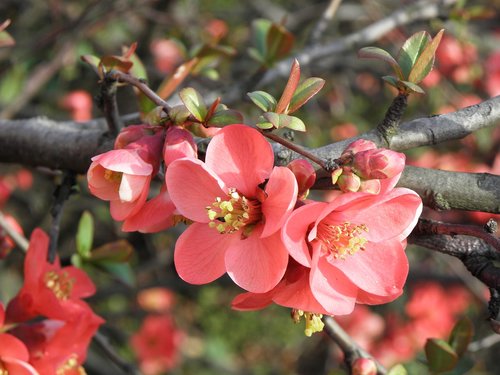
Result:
[100, 55, 133, 73]
[179, 87, 207, 122]
[382, 75, 399, 88]
[90, 240, 133, 263]
[207, 109, 244, 127]
[248, 91, 277, 112]
[266, 22, 294, 64]
[247, 47, 265, 63]
[263, 112, 306, 132]
[98, 262, 135, 287]
[252, 19, 272, 58]
[288, 77, 325, 113]
[276, 59, 301, 114]
[76, 211, 94, 259]
[449, 316, 474, 357]
[71, 253, 83, 268]
[256, 120, 274, 130]
[425, 338, 459, 373]
[168, 105, 192, 125]
[0, 30, 14, 48]
[408, 29, 444, 83]
[387, 364, 408, 375]
[398, 31, 431, 78]
[358, 47, 403, 79]
[400, 80, 425, 94]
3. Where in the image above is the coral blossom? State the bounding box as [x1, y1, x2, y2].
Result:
[281, 188, 422, 315]
[166, 125, 298, 293]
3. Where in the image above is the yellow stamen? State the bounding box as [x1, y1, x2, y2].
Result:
[206, 188, 262, 235]
[291, 309, 325, 336]
[57, 355, 86, 375]
[103, 169, 123, 183]
[44, 271, 75, 300]
[317, 221, 368, 260]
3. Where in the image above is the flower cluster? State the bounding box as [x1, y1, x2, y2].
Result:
[88, 123, 422, 335]
[1, 229, 104, 374]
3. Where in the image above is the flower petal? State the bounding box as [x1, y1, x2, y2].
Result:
[3, 358, 39, 375]
[174, 223, 235, 285]
[122, 187, 176, 233]
[261, 166, 298, 238]
[0, 334, 29, 360]
[231, 291, 274, 311]
[110, 175, 151, 221]
[330, 239, 408, 298]
[310, 243, 358, 315]
[166, 158, 227, 222]
[119, 174, 149, 202]
[282, 202, 326, 267]
[205, 125, 273, 197]
[225, 228, 288, 293]
[65, 266, 97, 299]
[87, 163, 120, 201]
[92, 149, 152, 175]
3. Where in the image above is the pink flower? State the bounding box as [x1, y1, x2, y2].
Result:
[282, 189, 422, 315]
[166, 124, 298, 293]
[87, 131, 164, 221]
[122, 127, 197, 233]
[130, 315, 183, 375]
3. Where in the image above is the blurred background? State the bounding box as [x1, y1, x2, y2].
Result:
[0, 0, 499, 374]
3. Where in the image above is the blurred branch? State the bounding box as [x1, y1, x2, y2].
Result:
[308, 0, 343, 45]
[259, 0, 457, 85]
[93, 331, 141, 375]
[0, 211, 29, 252]
[98, 75, 123, 136]
[323, 316, 387, 375]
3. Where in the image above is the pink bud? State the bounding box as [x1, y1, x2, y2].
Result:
[353, 149, 405, 179]
[115, 125, 151, 149]
[359, 179, 381, 194]
[343, 139, 377, 155]
[352, 358, 377, 375]
[163, 126, 198, 166]
[287, 159, 316, 199]
[337, 170, 361, 192]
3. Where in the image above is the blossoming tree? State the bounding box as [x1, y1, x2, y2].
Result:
[0, 1, 499, 374]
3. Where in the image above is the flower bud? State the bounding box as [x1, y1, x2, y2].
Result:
[342, 139, 377, 155]
[115, 125, 151, 149]
[287, 159, 316, 199]
[331, 167, 343, 185]
[353, 149, 405, 179]
[359, 179, 381, 194]
[163, 126, 198, 166]
[352, 358, 377, 375]
[337, 170, 361, 192]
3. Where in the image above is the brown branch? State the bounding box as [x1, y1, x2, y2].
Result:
[98, 75, 123, 136]
[323, 316, 386, 375]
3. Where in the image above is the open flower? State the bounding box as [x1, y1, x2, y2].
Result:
[282, 188, 422, 315]
[6, 229, 97, 323]
[166, 124, 298, 293]
[87, 131, 164, 221]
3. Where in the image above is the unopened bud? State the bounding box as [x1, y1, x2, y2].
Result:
[337, 170, 361, 192]
[342, 139, 377, 155]
[352, 358, 377, 375]
[115, 125, 151, 149]
[287, 159, 316, 199]
[164, 126, 198, 166]
[359, 179, 381, 194]
[353, 149, 405, 179]
[331, 167, 343, 185]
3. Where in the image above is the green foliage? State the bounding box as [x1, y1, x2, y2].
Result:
[425, 339, 459, 373]
[76, 211, 94, 259]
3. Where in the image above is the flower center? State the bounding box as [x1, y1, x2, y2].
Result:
[57, 355, 86, 375]
[103, 169, 123, 183]
[291, 309, 325, 337]
[0, 362, 8, 375]
[206, 188, 262, 235]
[44, 270, 75, 300]
[317, 221, 368, 260]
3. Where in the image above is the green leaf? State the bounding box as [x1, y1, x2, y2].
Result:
[288, 77, 325, 113]
[400, 80, 425, 94]
[266, 22, 294, 65]
[207, 109, 244, 127]
[168, 105, 192, 125]
[252, 19, 272, 58]
[179, 87, 207, 122]
[263, 112, 306, 132]
[76, 211, 94, 259]
[382, 75, 399, 88]
[358, 47, 403, 79]
[276, 59, 301, 114]
[0, 64, 26, 105]
[387, 364, 408, 375]
[256, 120, 274, 130]
[247, 47, 265, 64]
[398, 31, 431, 78]
[449, 316, 474, 357]
[408, 29, 444, 83]
[90, 240, 134, 263]
[425, 338, 459, 373]
[247, 91, 277, 112]
[98, 262, 135, 287]
[0, 30, 14, 48]
[100, 55, 133, 73]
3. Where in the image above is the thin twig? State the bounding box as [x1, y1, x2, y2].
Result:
[99, 75, 123, 136]
[309, 0, 343, 45]
[468, 333, 500, 352]
[93, 331, 142, 375]
[0, 211, 29, 252]
[48, 171, 77, 263]
[323, 316, 387, 375]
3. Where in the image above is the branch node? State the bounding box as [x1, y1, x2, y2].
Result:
[376, 92, 409, 145]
